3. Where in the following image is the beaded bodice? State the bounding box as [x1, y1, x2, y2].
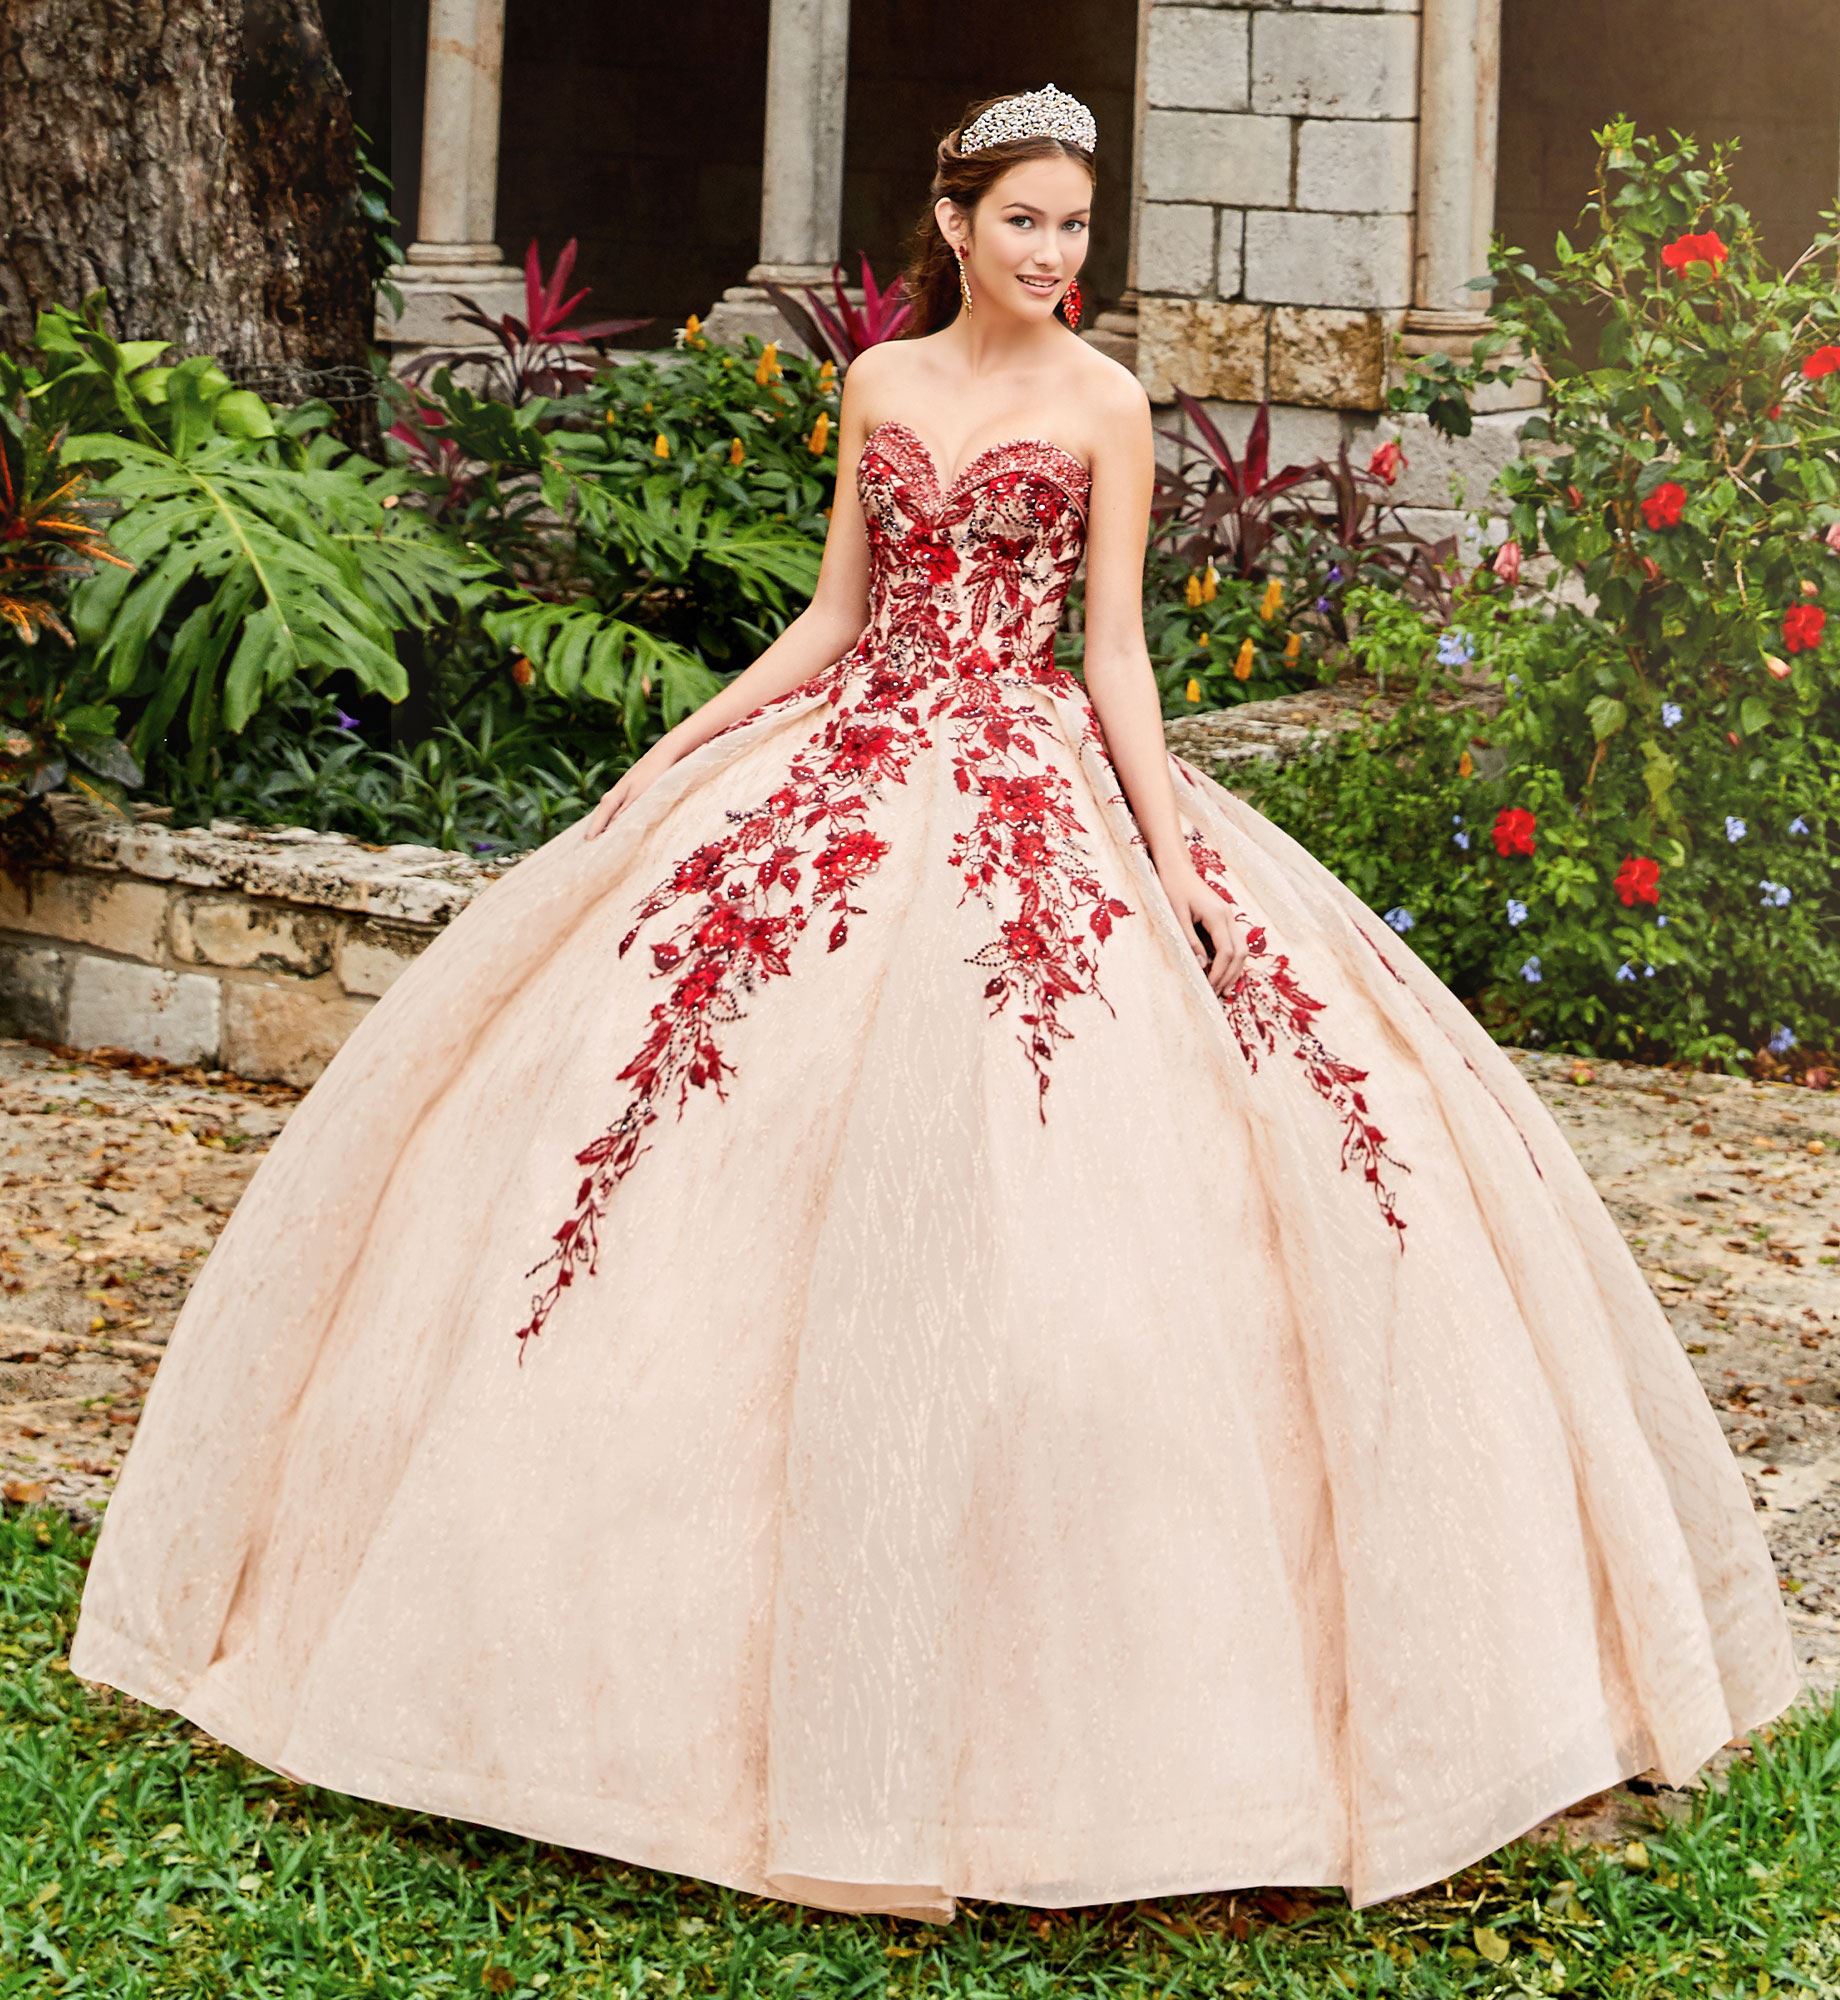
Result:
[850, 418, 1092, 693]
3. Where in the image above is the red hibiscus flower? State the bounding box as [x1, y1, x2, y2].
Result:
[1802, 345, 1840, 380]
[1640, 481, 1687, 530]
[1492, 806, 1537, 857]
[1660, 230, 1729, 276]
[1369, 440, 1405, 486]
[1614, 855, 1661, 906]
[1783, 603, 1827, 653]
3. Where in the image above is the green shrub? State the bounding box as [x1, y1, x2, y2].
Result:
[4, 295, 490, 783]
[1369, 121, 1840, 1067]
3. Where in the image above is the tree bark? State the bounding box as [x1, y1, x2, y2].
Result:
[0, 0, 373, 444]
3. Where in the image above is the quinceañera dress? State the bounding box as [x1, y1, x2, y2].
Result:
[70, 418, 1800, 1921]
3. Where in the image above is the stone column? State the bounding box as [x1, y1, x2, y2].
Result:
[703, 0, 852, 352]
[376, 0, 524, 353]
[1406, 0, 1501, 341]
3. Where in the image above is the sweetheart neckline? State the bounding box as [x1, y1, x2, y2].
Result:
[861, 418, 1092, 509]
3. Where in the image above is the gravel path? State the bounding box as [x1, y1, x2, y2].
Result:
[3, 1031, 1835, 1840]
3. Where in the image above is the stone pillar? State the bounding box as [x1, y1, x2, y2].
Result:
[375, 0, 525, 354]
[702, 0, 853, 352]
[1406, 0, 1500, 341]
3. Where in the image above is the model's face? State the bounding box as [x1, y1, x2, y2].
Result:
[945, 156, 1092, 319]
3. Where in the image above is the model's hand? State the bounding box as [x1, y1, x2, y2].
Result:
[1157, 860, 1249, 996]
[581, 739, 683, 840]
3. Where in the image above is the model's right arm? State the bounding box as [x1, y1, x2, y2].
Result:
[580, 357, 881, 838]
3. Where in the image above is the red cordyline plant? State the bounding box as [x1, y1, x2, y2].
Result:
[0, 398, 140, 871]
[1152, 391, 1317, 579]
[1151, 387, 1452, 617]
[385, 390, 475, 514]
[763, 253, 915, 365]
[402, 237, 655, 403]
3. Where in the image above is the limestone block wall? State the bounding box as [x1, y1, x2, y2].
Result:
[0, 801, 500, 1085]
[1137, 0, 1422, 412]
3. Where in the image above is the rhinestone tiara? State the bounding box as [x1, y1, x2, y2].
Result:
[960, 83, 1096, 157]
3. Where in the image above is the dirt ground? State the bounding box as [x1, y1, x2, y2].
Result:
[3, 1030, 1836, 1848]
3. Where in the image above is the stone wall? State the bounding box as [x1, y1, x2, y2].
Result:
[0, 800, 500, 1085]
[1137, 0, 1421, 414]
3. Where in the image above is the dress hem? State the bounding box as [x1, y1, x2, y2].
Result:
[66, 1617, 1807, 1923]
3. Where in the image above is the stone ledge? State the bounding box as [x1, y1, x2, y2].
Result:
[0, 801, 508, 1084]
[1164, 678, 1505, 774]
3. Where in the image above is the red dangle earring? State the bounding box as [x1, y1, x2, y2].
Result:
[1061, 277, 1083, 330]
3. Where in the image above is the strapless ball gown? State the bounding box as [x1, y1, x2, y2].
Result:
[69, 416, 1800, 1921]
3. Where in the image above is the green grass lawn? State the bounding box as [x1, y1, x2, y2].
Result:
[5, 1504, 1837, 1997]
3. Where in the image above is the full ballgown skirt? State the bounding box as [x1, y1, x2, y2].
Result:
[68, 419, 1801, 1921]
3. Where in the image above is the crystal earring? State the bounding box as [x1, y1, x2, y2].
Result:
[957, 246, 973, 316]
[1062, 277, 1083, 330]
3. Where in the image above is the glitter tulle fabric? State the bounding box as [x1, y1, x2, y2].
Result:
[69, 417, 1800, 1921]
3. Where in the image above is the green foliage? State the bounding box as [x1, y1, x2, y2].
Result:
[0, 400, 141, 840]
[1356, 124, 1840, 1065]
[148, 683, 621, 859]
[1235, 575, 1838, 1068]
[1141, 552, 1332, 712]
[387, 326, 838, 746]
[8, 295, 493, 782]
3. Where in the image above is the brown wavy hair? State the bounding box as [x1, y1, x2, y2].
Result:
[893, 92, 1096, 339]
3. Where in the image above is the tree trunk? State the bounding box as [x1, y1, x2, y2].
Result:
[0, 0, 374, 448]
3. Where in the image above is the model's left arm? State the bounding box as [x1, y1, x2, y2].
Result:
[1080, 378, 1249, 997]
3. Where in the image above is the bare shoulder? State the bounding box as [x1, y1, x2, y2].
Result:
[1068, 344, 1152, 470]
[839, 337, 928, 429]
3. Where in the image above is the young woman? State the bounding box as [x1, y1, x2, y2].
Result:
[70, 83, 1800, 1923]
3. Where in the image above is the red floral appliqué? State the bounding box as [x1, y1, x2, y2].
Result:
[514, 428, 1102, 1356]
[942, 679, 1134, 1120]
[1186, 830, 1412, 1249]
[511, 672, 932, 1360]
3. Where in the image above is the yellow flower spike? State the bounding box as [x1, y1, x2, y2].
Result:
[817, 359, 836, 388]
[1195, 630, 1209, 646]
[1284, 630, 1302, 664]
[808, 410, 830, 455]
[643, 399, 654, 413]
[1184, 572, 1203, 608]
[653, 432, 671, 458]
[683, 313, 703, 346]
[754, 341, 781, 386]
[1184, 677, 1202, 703]
[1234, 636, 1255, 679]
[728, 436, 745, 467]
[1458, 748, 1474, 777]
[1202, 561, 1218, 602]
[1259, 576, 1283, 622]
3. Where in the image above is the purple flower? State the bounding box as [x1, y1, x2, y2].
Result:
[1520, 954, 1542, 982]
[1661, 701, 1683, 728]
[1759, 878, 1792, 906]
[1382, 906, 1414, 932]
[333, 706, 361, 732]
[1453, 829, 1470, 849]
[1616, 961, 1636, 981]
[1724, 814, 1746, 842]
[1788, 814, 1809, 835]
[1768, 1024, 1797, 1054]
[1506, 897, 1528, 926]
